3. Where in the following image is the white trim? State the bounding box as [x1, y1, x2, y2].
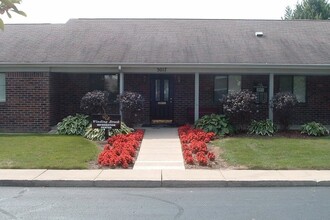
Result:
[119, 72, 124, 121]
[0, 63, 329, 75]
[194, 73, 200, 123]
[119, 72, 124, 94]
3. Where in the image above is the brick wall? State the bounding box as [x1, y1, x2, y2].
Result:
[1, 72, 328, 132]
[173, 74, 195, 125]
[52, 73, 90, 123]
[274, 75, 330, 125]
[124, 74, 151, 124]
[0, 72, 51, 132]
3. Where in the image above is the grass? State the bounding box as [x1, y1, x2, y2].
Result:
[0, 134, 100, 169]
[214, 135, 330, 169]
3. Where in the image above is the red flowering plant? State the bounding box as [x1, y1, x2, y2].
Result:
[98, 130, 144, 169]
[178, 125, 216, 166]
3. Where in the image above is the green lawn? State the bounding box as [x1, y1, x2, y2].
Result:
[214, 136, 330, 169]
[0, 134, 100, 169]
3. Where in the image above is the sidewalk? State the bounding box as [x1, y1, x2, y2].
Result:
[134, 127, 185, 170]
[1, 169, 330, 187]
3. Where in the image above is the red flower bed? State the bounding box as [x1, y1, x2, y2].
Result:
[98, 130, 144, 169]
[178, 125, 216, 166]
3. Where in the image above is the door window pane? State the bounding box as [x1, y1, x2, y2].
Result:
[164, 79, 169, 102]
[155, 79, 160, 101]
[0, 74, 5, 102]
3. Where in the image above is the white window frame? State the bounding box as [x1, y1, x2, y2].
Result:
[279, 75, 306, 103]
[214, 75, 241, 102]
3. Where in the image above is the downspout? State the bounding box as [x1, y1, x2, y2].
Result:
[194, 73, 200, 123]
[268, 73, 274, 121]
[119, 66, 124, 121]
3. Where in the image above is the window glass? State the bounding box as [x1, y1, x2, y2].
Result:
[228, 75, 241, 94]
[214, 75, 242, 102]
[279, 76, 293, 92]
[0, 74, 5, 102]
[104, 75, 118, 93]
[214, 76, 228, 102]
[279, 75, 306, 103]
[294, 76, 306, 103]
[104, 74, 119, 102]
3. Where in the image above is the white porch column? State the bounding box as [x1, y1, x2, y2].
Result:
[268, 73, 274, 121]
[194, 73, 200, 123]
[119, 71, 124, 94]
[119, 70, 124, 120]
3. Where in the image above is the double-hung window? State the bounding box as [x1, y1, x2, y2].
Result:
[279, 76, 306, 103]
[0, 74, 5, 102]
[214, 75, 241, 102]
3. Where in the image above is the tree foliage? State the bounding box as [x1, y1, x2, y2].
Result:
[0, 0, 26, 30]
[283, 0, 330, 20]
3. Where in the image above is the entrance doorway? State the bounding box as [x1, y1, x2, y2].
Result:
[150, 75, 174, 124]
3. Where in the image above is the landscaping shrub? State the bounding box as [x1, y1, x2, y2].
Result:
[84, 122, 134, 141]
[248, 119, 277, 136]
[272, 92, 297, 130]
[301, 121, 329, 136]
[57, 114, 89, 135]
[80, 90, 109, 115]
[178, 125, 216, 166]
[222, 89, 257, 131]
[117, 91, 144, 127]
[195, 114, 234, 136]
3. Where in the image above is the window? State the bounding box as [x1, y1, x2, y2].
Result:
[214, 75, 241, 102]
[0, 73, 5, 102]
[279, 76, 306, 103]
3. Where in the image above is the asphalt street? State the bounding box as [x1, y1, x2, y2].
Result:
[1, 187, 330, 220]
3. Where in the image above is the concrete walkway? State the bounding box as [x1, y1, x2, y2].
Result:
[133, 127, 185, 170]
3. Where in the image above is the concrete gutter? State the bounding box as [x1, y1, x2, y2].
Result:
[1, 169, 330, 187]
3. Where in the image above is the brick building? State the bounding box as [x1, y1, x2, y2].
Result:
[0, 19, 329, 132]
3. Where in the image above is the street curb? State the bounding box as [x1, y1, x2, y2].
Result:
[1, 169, 330, 187]
[0, 180, 328, 188]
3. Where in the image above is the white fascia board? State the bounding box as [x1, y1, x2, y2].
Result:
[0, 63, 329, 75]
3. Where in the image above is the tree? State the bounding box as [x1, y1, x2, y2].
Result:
[283, 0, 330, 20]
[0, 0, 26, 30]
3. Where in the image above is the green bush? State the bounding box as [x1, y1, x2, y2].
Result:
[195, 114, 234, 136]
[248, 119, 277, 136]
[57, 114, 89, 135]
[84, 122, 134, 141]
[301, 122, 329, 137]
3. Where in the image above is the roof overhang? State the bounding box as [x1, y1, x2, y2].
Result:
[0, 63, 330, 75]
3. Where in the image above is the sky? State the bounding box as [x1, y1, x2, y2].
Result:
[3, 0, 299, 24]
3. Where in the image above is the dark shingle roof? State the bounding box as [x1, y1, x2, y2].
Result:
[0, 19, 329, 65]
